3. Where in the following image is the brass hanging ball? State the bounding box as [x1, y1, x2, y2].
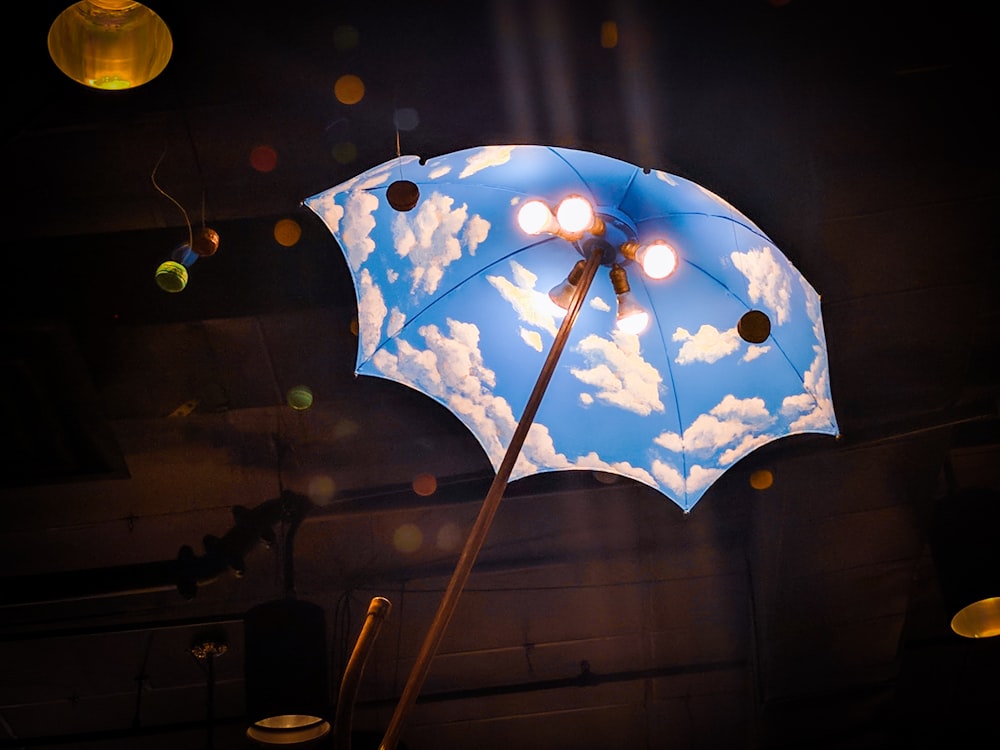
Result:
[192, 227, 220, 257]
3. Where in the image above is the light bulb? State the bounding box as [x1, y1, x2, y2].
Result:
[517, 200, 555, 235]
[639, 242, 678, 280]
[555, 196, 594, 235]
[547, 260, 587, 310]
[616, 294, 649, 334]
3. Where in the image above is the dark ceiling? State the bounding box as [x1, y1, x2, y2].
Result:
[2, 2, 999, 749]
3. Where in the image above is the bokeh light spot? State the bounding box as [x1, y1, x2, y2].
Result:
[393, 523, 423, 554]
[308, 474, 337, 506]
[274, 218, 302, 247]
[412, 472, 437, 497]
[333, 25, 360, 52]
[332, 418, 359, 439]
[335, 74, 365, 105]
[750, 469, 774, 490]
[332, 141, 357, 164]
[287, 385, 314, 410]
[393, 107, 420, 131]
[250, 144, 278, 173]
[601, 21, 619, 48]
[436, 523, 462, 553]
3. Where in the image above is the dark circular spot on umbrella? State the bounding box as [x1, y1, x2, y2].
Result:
[387, 180, 419, 211]
[738, 310, 771, 343]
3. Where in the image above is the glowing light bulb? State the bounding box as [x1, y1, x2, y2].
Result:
[517, 200, 555, 235]
[616, 305, 649, 334]
[639, 242, 679, 280]
[555, 196, 594, 234]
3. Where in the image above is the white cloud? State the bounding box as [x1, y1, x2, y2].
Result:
[570, 331, 665, 416]
[342, 189, 380, 270]
[387, 307, 406, 338]
[459, 145, 516, 178]
[653, 394, 775, 458]
[487, 261, 560, 338]
[308, 192, 344, 235]
[654, 431, 684, 453]
[783, 354, 837, 432]
[333, 156, 411, 194]
[519, 328, 543, 352]
[367, 311, 658, 486]
[743, 344, 770, 362]
[784, 276, 838, 433]
[685, 464, 725, 495]
[653, 170, 678, 186]
[391, 191, 489, 296]
[590, 296, 611, 313]
[651, 455, 724, 507]
[651, 459, 686, 498]
[673, 324, 742, 364]
[429, 165, 451, 179]
[357, 268, 388, 361]
[731, 246, 793, 325]
[569, 451, 657, 488]
[719, 432, 775, 465]
[463, 215, 491, 254]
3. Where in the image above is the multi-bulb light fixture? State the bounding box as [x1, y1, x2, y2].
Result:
[517, 195, 679, 334]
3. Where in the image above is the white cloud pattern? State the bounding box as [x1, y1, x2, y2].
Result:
[731, 246, 793, 325]
[391, 191, 490, 296]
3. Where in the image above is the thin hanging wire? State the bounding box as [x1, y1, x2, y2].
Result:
[150, 151, 194, 250]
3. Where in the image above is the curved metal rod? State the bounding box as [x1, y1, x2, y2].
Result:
[378, 248, 604, 750]
[334, 596, 393, 750]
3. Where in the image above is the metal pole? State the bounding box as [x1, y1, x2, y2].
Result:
[378, 248, 603, 750]
[334, 597, 393, 750]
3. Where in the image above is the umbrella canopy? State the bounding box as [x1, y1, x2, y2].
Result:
[304, 144, 838, 512]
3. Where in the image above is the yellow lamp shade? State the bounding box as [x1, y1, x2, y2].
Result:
[930, 488, 1000, 639]
[48, 1, 173, 90]
[950, 596, 1000, 639]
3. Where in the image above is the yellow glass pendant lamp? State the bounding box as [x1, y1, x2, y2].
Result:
[48, 1, 172, 90]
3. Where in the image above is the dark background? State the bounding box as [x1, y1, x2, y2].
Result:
[2, 2, 998, 749]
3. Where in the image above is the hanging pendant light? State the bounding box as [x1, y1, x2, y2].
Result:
[245, 598, 332, 745]
[47, 1, 173, 90]
[244, 489, 332, 745]
[930, 488, 1000, 638]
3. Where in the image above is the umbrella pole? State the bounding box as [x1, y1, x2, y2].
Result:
[379, 248, 603, 750]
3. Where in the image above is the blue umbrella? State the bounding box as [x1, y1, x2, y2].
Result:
[304, 144, 838, 749]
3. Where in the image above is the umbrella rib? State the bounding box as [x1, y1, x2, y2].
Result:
[638, 281, 691, 510]
[357, 235, 564, 369]
[639, 210, 773, 243]
[548, 146, 600, 204]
